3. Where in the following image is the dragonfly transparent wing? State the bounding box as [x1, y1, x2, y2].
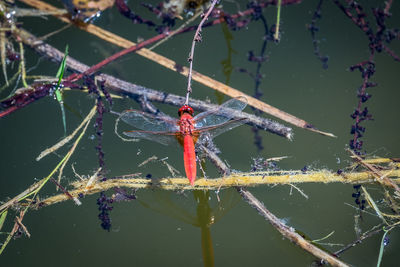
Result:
[197, 118, 248, 143]
[120, 110, 180, 145]
[123, 130, 178, 146]
[193, 96, 247, 129]
[120, 110, 179, 132]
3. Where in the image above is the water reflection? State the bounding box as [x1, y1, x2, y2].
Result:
[138, 189, 240, 267]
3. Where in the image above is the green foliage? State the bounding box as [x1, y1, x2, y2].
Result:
[55, 44, 69, 136]
[377, 227, 390, 267]
[0, 210, 7, 231]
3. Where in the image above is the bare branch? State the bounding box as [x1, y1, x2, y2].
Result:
[185, 0, 219, 105]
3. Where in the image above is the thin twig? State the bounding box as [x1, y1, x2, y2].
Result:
[160, 158, 180, 177]
[37, 24, 72, 41]
[15, 214, 30, 238]
[237, 187, 349, 266]
[50, 177, 81, 205]
[288, 183, 309, 199]
[138, 156, 158, 167]
[334, 222, 400, 256]
[66, 32, 168, 83]
[185, 0, 219, 105]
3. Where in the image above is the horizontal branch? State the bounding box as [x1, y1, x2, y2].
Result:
[35, 169, 400, 208]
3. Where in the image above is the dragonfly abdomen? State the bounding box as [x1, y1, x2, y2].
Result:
[183, 134, 196, 185]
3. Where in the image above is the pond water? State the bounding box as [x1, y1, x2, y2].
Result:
[1, 0, 399, 266]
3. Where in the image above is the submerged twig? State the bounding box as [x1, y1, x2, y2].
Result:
[334, 221, 400, 257]
[237, 188, 349, 266]
[308, 0, 329, 69]
[160, 158, 180, 177]
[148, 11, 202, 51]
[288, 183, 309, 199]
[66, 33, 168, 83]
[138, 156, 158, 167]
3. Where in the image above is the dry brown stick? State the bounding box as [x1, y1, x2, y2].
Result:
[15, 213, 30, 238]
[17, 28, 293, 139]
[19, 0, 335, 137]
[237, 188, 349, 266]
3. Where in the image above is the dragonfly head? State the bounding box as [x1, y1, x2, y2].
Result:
[178, 105, 194, 117]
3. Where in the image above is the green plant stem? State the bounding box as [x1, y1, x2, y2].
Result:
[376, 227, 389, 267]
[275, 0, 282, 41]
[55, 45, 69, 136]
[18, 41, 28, 88]
[0, 210, 7, 231]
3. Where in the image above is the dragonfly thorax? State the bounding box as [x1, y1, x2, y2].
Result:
[178, 113, 195, 135]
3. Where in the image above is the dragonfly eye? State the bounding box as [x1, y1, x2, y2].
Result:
[178, 105, 194, 116]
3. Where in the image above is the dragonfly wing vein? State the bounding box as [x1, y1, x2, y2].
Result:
[121, 110, 179, 132]
[123, 131, 177, 146]
[194, 97, 247, 129]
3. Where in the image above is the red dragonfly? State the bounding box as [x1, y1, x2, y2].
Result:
[120, 96, 247, 185]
